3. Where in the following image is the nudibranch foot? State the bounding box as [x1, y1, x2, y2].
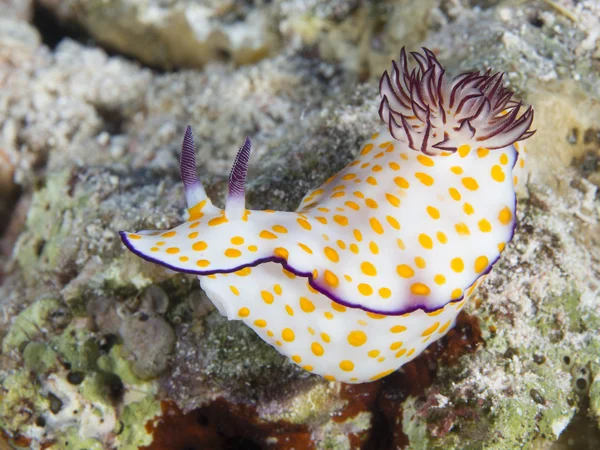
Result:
[120, 48, 534, 383]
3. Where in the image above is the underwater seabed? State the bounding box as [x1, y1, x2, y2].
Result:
[1, 0, 600, 448]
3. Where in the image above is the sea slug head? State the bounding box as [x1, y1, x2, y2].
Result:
[120, 127, 281, 275]
[379, 47, 535, 155]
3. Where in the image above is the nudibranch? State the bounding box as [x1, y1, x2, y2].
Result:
[120, 48, 534, 383]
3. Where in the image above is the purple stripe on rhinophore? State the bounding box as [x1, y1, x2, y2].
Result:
[180, 126, 199, 189]
[228, 137, 252, 199]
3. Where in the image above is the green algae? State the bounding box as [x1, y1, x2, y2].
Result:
[401, 284, 597, 450]
[23, 342, 60, 374]
[0, 371, 45, 434]
[2, 297, 65, 354]
[119, 396, 161, 449]
[1, 311, 160, 448]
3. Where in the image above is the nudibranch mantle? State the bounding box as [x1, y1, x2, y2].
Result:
[120, 48, 534, 383]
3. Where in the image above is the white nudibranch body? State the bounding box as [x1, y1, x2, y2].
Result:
[120, 48, 534, 383]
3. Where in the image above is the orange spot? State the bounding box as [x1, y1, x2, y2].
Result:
[162, 231, 176, 238]
[422, 322, 440, 336]
[448, 187, 461, 201]
[259, 230, 277, 239]
[358, 283, 373, 296]
[417, 155, 435, 167]
[311, 342, 324, 356]
[396, 264, 414, 278]
[450, 166, 463, 175]
[235, 267, 252, 276]
[434, 274, 446, 285]
[379, 287, 391, 298]
[297, 218, 312, 230]
[225, 248, 242, 258]
[498, 206, 513, 225]
[451, 288, 462, 299]
[324, 270, 339, 288]
[411, 283, 431, 296]
[333, 215, 349, 226]
[367, 312, 386, 320]
[370, 369, 395, 381]
[477, 147, 489, 158]
[461, 177, 479, 191]
[179, 256, 189, 262]
[463, 203, 474, 215]
[274, 247, 289, 259]
[345, 201, 360, 210]
[272, 225, 288, 233]
[188, 232, 199, 239]
[455, 222, 470, 235]
[491, 165, 505, 182]
[324, 247, 339, 263]
[231, 236, 244, 245]
[390, 325, 407, 333]
[299, 297, 315, 312]
[361, 261, 377, 276]
[254, 319, 267, 328]
[196, 260, 210, 267]
[450, 258, 464, 272]
[418, 234, 433, 249]
[390, 341, 403, 350]
[298, 243, 313, 254]
[128, 234, 141, 240]
[475, 255, 489, 273]
[192, 241, 208, 251]
[478, 219, 492, 232]
[339, 360, 355, 372]
[353, 229, 363, 241]
[361, 144, 374, 155]
[331, 302, 346, 312]
[396, 238, 406, 250]
[238, 307, 250, 317]
[369, 241, 379, 254]
[458, 145, 471, 157]
[426, 206, 440, 219]
[282, 328, 295, 342]
[436, 231, 448, 244]
[394, 177, 410, 189]
[386, 193, 401, 207]
[386, 215, 400, 230]
[365, 198, 378, 208]
[415, 256, 426, 269]
[208, 216, 228, 227]
[166, 247, 179, 254]
[316, 216, 328, 224]
[188, 200, 206, 220]
[415, 172, 434, 186]
[369, 217, 384, 234]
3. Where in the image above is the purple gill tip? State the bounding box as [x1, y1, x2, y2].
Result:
[228, 137, 252, 199]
